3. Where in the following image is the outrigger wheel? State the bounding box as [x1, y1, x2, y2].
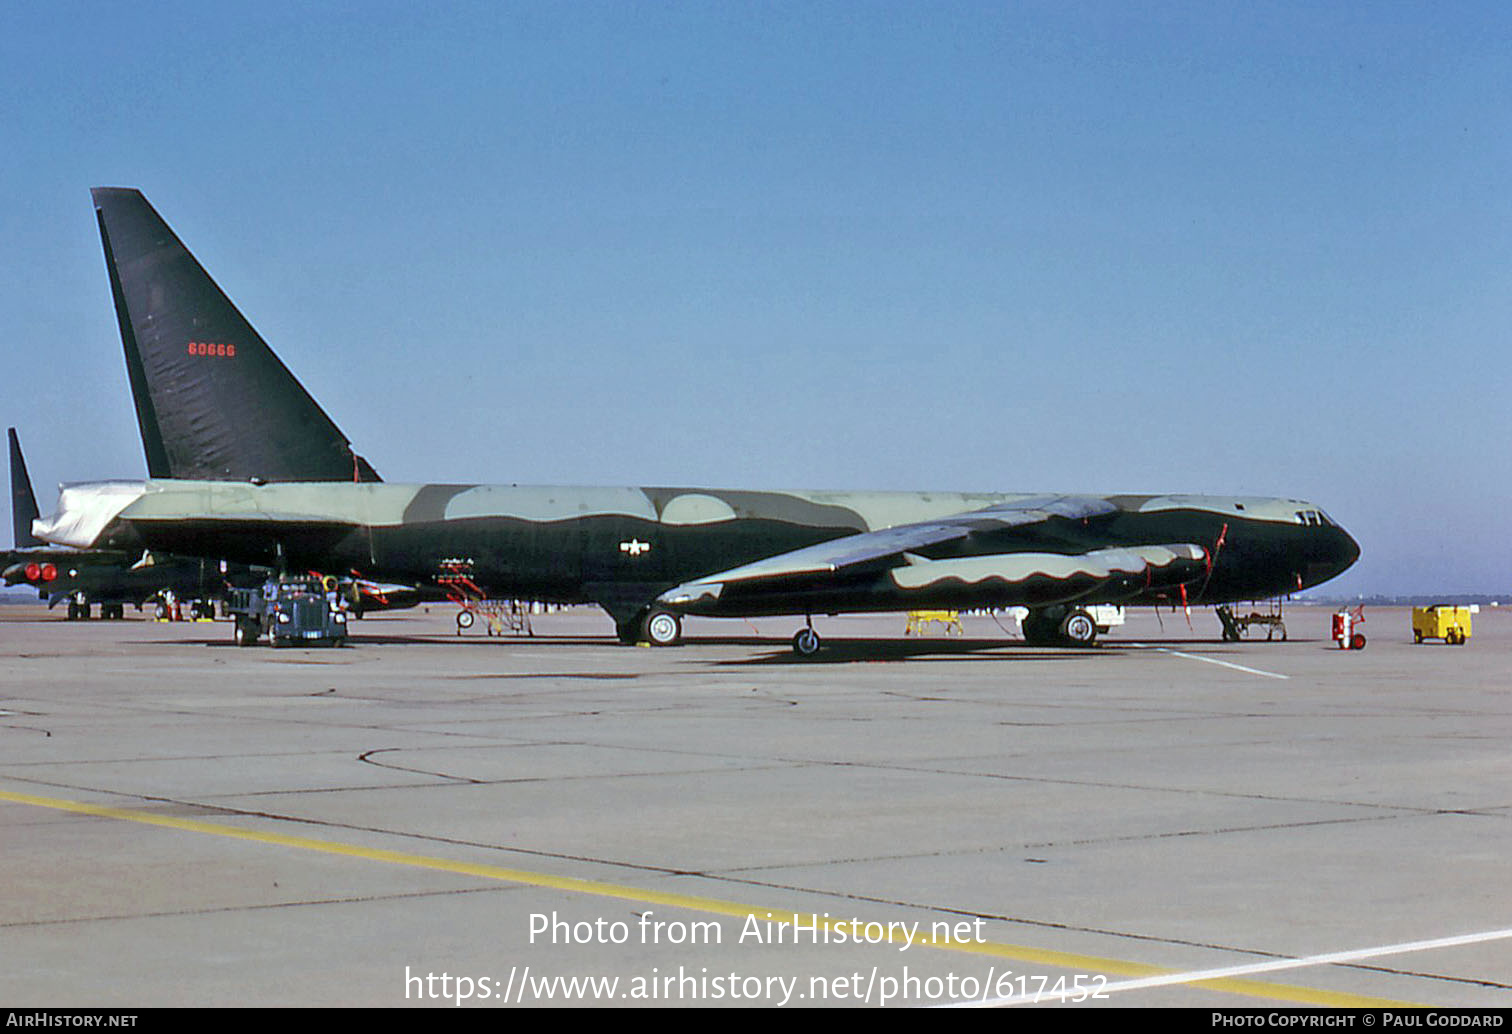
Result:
[792, 627, 821, 657]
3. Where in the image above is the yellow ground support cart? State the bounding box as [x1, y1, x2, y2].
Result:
[905, 610, 963, 636]
[1412, 605, 1471, 645]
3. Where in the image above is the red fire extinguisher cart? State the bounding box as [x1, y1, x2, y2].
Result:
[1331, 607, 1366, 650]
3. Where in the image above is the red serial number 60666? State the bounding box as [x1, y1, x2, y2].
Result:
[187, 341, 236, 357]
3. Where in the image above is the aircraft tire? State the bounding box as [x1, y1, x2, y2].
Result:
[1060, 609, 1098, 645]
[643, 609, 682, 647]
[792, 627, 821, 657]
[1020, 608, 1059, 645]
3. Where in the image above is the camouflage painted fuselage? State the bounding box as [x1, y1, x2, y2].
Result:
[42, 480, 1359, 623]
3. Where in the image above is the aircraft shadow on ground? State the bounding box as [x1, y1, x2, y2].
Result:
[175, 630, 1309, 657]
[715, 638, 1107, 665]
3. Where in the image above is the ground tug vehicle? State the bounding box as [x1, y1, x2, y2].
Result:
[228, 576, 349, 647]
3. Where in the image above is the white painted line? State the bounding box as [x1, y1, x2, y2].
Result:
[1129, 645, 1290, 680]
[951, 925, 1512, 1006]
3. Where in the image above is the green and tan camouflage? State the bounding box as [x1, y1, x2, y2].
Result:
[36, 478, 1359, 647]
[49, 189, 1359, 653]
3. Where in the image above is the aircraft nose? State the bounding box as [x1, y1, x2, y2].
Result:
[1304, 525, 1360, 588]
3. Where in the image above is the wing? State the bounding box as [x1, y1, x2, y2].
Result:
[667, 495, 1121, 587]
[657, 495, 1207, 614]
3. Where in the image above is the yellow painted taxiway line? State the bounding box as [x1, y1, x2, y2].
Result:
[2, 786, 1421, 1008]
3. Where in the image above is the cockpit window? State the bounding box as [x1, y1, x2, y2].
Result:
[1294, 510, 1332, 527]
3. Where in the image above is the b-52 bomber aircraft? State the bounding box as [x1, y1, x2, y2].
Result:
[32, 189, 1360, 655]
[4, 427, 229, 618]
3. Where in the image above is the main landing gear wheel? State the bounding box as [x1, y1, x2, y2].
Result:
[643, 609, 683, 647]
[792, 627, 821, 657]
[1019, 609, 1057, 646]
[1059, 609, 1098, 646]
[1022, 606, 1098, 646]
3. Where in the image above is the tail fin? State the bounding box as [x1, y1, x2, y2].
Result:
[91, 188, 381, 483]
[9, 428, 41, 548]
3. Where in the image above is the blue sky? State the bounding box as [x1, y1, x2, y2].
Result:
[3, 2, 1509, 595]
